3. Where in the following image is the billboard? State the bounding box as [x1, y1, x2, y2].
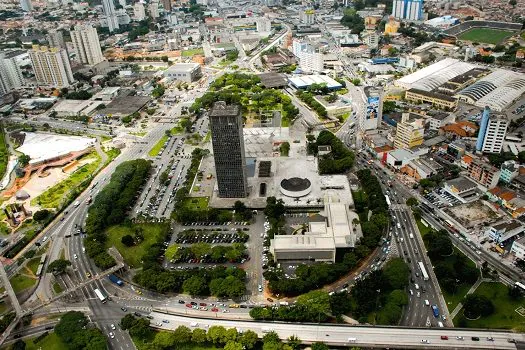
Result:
[366, 96, 380, 120]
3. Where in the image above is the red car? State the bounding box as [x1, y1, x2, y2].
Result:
[440, 336, 448, 340]
[211, 308, 219, 312]
[199, 302, 207, 306]
[185, 304, 192, 308]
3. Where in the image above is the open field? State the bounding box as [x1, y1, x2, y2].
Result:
[148, 135, 168, 157]
[12, 332, 69, 350]
[182, 196, 209, 211]
[31, 151, 101, 209]
[454, 282, 525, 329]
[27, 257, 41, 275]
[105, 223, 168, 268]
[181, 48, 204, 57]
[458, 28, 514, 44]
[9, 273, 36, 293]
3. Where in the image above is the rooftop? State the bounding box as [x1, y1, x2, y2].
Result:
[209, 102, 240, 117]
[445, 176, 478, 192]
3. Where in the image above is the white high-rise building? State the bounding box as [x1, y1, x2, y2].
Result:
[256, 18, 272, 33]
[20, 0, 33, 12]
[71, 25, 105, 66]
[299, 9, 315, 25]
[0, 53, 24, 96]
[29, 45, 75, 88]
[481, 117, 508, 154]
[392, 0, 423, 21]
[118, 0, 126, 7]
[149, 0, 160, 19]
[133, 2, 146, 21]
[292, 40, 323, 73]
[47, 30, 65, 49]
[102, 0, 120, 32]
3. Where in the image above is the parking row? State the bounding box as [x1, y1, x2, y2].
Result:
[175, 231, 248, 244]
[182, 221, 251, 226]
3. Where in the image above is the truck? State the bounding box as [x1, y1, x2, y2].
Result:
[431, 305, 439, 318]
[73, 201, 80, 208]
[418, 261, 430, 281]
[94, 288, 107, 303]
[108, 274, 124, 286]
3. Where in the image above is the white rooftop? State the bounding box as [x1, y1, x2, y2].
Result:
[17, 132, 96, 165]
[288, 75, 343, 89]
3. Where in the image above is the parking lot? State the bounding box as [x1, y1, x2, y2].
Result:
[423, 188, 461, 209]
[174, 228, 249, 245]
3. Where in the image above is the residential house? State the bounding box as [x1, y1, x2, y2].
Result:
[485, 220, 525, 244]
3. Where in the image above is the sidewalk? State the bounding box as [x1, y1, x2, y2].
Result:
[449, 278, 492, 319]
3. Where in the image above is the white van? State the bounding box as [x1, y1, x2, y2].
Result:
[347, 337, 357, 343]
[409, 233, 414, 239]
[415, 284, 420, 290]
[424, 299, 430, 306]
[396, 223, 401, 229]
[190, 322, 198, 327]
[438, 321, 444, 327]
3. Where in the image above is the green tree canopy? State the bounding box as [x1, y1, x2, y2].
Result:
[47, 259, 71, 274]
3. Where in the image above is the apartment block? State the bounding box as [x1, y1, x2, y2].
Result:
[394, 113, 424, 149]
[29, 45, 75, 88]
[467, 159, 501, 189]
[71, 25, 105, 66]
[0, 52, 24, 96]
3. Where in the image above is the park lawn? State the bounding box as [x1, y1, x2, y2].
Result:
[105, 223, 168, 268]
[415, 218, 432, 238]
[23, 332, 68, 350]
[458, 28, 514, 44]
[454, 282, 525, 329]
[148, 135, 168, 157]
[0, 301, 9, 315]
[9, 274, 36, 293]
[181, 48, 204, 57]
[53, 282, 63, 294]
[27, 257, 41, 275]
[443, 283, 471, 312]
[182, 197, 209, 211]
[32, 151, 101, 209]
[0, 127, 8, 181]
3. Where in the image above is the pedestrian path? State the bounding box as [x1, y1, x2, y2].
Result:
[449, 278, 491, 319]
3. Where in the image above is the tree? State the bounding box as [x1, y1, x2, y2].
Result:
[296, 290, 331, 315]
[311, 343, 329, 350]
[54, 311, 107, 349]
[383, 258, 410, 289]
[406, 197, 418, 207]
[224, 341, 243, 350]
[509, 0, 517, 6]
[518, 151, 525, 164]
[121, 234, 135, 247]
[463, 294, 494, 319]
[18, 154, 30, 167]
[153, 331, 177, 348]
[207, 325, 227, 344]
[12, 340, 26, 350]
[192, 328, 208, 343]
[239, 330, 258, 349]
[33, 209, 50, 222]
[47, 259, 71, 274]
[129, 318, 153, 339]
[172, 325, 192, 344]
[287, 335, 301, 350]
[120, 314, 136, 330]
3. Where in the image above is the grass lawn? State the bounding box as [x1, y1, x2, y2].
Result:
[148, 135, 168, 157]
[22, 332, 68, 350]
[182, 197, 209, 211]
[0, 301, 9, 315]
[458, 28, 514, 44]
[181, 48, 204, 57]
[415, 219, 432, 238]
[32, 151, 101, 209]
[0, 222, 10, 236]
[105, 223, 168, 268]
[0, 127, 9, 181]
[27, 257, 41, 275]
[9, 274, 36, 294]
[129, 131, 147, 137]
[454, 282, 525, 329]
[53, 282, 63, 294]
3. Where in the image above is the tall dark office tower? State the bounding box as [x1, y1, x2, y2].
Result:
[209, 102, 248, 198]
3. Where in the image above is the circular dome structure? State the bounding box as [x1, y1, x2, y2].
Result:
[279, 177, 312, 198]
[15, 190, 30, 200]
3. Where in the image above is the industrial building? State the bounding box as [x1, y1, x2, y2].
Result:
[164, 63, 202, 83]
[209, 102, 248, 198]
[270, 198, 361, 262]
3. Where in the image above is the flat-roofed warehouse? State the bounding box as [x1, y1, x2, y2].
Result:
[164, 63, 203, 83]
[102, 96, 150, 117]
[258, 72, 287, 89]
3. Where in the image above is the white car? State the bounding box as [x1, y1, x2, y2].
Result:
[73, 254, 78, 259]
[110, 324, 116, 330]
[109, 332, 115, 339]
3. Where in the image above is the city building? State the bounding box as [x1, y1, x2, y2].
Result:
[400, 157, 443, 180]
[299, 9, 315, 25]
[270, 199, 361, 262]
[47, 30, 65, 49]
[486, 220, 525, 244]
[394, 113, 424, 149]
[363, 87, 383, 130]
[256, 18, 272, 34]
[163, 63, 202, 82]
[161, 0, 171, 12]
[0, 52, 24, 96]
[467, 158, 501, 189]
[405, 89, 458, 110]
[20, 0, 33, 11]
[133, 2, 146, 21]
[70, 25, 105, 66]
[291, 40, 323, 73]
[102, 0, 120, 32]
[500, 160, 520, 184]
[29, 45, 74, 88]
[426, 111, 455, 131]
[392, 0, 423, 21]
[361, 31, 379, 49]
[149, 0, 160, 19]
[443, 176, 480, 203]
[440, 121, 478, 139]
[511, 236, 525, 259]
[384, 16, 400, 34]
[475, 107, 508, 154]
[487, 187, 525, 219]
[209, 102, 248, 198]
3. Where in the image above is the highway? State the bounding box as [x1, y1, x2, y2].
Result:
[148, 312, 524, 349]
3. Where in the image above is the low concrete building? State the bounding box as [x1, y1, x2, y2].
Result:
[443, 176, 480, 203]
[164, 63, 202, 82]
[270, 200, 361, 262]
[486, 220, 525, 244]
[511, 236, 525, 259]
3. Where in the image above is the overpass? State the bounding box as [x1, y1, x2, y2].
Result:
[149, 311, 524, 350]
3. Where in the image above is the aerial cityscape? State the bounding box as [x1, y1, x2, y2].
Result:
[2, 0, 525, 349]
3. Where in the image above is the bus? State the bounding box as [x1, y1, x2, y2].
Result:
[36, 264, 43, 277]
[40, 254, 47, 265]
[385, 195, 391, 207]
[515, 282, 525, 292]
[418, 261, 429, 281]
[94, 288, 107, 303]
